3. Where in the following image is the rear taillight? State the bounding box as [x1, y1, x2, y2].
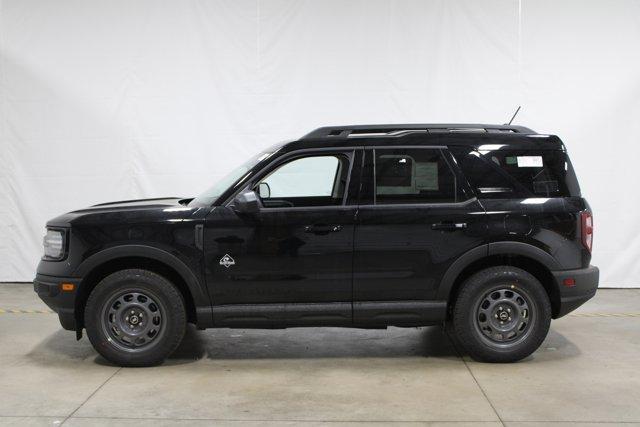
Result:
[581, 211, 593, 253]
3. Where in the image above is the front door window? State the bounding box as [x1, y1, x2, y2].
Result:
[258, 154, 349, 208]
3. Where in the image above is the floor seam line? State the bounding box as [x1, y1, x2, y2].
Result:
[5, 415, 640, 423]
[444, 327, 506, 427]
[60, 367, 122, 426]
[63, 415, 503, 423]
[462, 359, 505, 426]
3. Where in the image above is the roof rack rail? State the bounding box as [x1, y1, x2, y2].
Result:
[301, 124, 536, 139]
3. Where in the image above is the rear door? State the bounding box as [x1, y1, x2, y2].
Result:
[353, 146, 486, 325]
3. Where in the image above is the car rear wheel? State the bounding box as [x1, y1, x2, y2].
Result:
[452, 266, 551, 362]
[85, 269, 186, 367]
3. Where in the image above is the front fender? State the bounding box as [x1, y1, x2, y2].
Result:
[74, 244, 208, 305]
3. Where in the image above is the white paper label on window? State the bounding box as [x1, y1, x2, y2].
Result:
[415, 163, 438, 190]
[517, 156, 543, 167]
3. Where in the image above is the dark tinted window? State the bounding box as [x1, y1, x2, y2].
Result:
[482, 150, 579, 197]
[452, 147, 580, 198]
[451, 149, 517, 198]
[374, 148, 458, 204]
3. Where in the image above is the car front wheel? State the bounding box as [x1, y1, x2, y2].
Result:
[85, 269, 187, 367]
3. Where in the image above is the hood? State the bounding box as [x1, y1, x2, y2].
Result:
[82, 197, 185, 212]
[46, 197, 201, 227]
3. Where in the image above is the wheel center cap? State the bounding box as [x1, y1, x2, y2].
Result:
[130, 315, 139, 325]
[498, 311, 509, 321]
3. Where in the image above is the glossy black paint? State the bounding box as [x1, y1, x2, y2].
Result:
[35, 198, 213, 328]
[39, 198, 205, 278]
[34, 124, 598, 334]
[353, 199, 487, 301]
[353, 147, 486, 305]
[204, 205, 356, 305]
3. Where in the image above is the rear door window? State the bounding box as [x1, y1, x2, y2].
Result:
[374, 148, 461, 204]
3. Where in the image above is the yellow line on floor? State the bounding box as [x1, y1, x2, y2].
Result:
[0, 308, 55, 314]
[569, 312, 640, 317]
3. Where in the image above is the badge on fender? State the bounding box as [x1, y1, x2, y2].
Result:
[219, 254, 235, 268]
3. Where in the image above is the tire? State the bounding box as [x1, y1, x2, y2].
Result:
[85, 269, 187, 367]
[451, 266, 551, 363]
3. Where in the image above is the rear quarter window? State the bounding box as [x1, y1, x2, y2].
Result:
[452, 148, 581, 198]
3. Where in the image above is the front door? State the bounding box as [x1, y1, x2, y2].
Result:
[203, 148, 361, 327]
[353, 146, 486, 325]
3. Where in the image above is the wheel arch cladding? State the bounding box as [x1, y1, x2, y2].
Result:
[74, 246, 204, 329]
[440, 244, 561, 318]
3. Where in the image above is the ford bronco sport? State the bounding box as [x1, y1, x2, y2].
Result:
[34, 124, 599, 366]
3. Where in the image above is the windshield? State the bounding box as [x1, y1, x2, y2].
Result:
[190, 147, 279, 206]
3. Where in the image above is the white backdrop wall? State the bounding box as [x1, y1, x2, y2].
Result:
[1, 0, 639, 285]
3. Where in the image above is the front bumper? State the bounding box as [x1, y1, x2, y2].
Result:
[552, 265, 599, 318]
[33, 274, 81, 331]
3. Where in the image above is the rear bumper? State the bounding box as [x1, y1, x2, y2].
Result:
[33, 274, 81, 331]
[552, 265, 599, 318]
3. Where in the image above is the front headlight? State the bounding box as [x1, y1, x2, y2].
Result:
[43, 229, 65, 260]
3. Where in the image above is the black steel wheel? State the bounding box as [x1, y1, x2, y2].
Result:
[474, 286, 534, 346]
[452, 266, 551, 363]
[85, 269, 186, 367]
[101, 289, 166, 352]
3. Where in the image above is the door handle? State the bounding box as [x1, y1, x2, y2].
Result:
[304, 224, 343, 235]
[431, 222, 467, 231]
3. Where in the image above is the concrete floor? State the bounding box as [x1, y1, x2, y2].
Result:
[0, 285, 639, 427]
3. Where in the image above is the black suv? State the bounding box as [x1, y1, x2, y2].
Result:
[34, 124, 599, 366]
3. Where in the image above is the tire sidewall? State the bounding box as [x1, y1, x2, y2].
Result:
[453, 267, 551, 362]
[85, 269, 186, 367]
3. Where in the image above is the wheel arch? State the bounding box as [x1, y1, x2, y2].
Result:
[439, 243, 561, 318]
[73, 245, 209, 330]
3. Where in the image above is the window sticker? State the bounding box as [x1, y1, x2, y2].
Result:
[517, 156, 543, 168]
[415, 162, 438, 190]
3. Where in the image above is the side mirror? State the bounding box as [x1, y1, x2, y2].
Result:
[258, 182, 271, 198]
[232, 190, 260, 214]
